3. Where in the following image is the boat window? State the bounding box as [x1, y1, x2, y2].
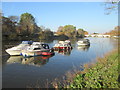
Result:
[35, 44, 40, 46]
[42, 44, 49, 49]
[33, 48, 41, 50]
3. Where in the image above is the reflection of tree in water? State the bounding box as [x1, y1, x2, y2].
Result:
[77, 45, 90, 51]
[6, 55, 54, 67]
[40, 39, 54, 43]
[54, 49, 72, 56]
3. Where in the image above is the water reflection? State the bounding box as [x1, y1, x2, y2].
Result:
[6, 55, 54, 67]
[77, 45, 90, 51]
[7, 56, 23, 64]
[54, 49, 72, 56]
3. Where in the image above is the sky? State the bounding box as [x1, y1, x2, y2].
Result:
[2, 2, 118, 33]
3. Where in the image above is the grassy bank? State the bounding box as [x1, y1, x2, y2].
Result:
[53, 49, 119, 88]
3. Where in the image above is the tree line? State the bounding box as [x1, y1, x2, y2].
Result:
[55, 25, 88, 39]
[2, 12, 88, 41]
[104, 26, 120, 36]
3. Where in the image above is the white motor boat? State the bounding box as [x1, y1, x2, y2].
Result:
[53, 40, 72, 50]
[77, 39, 90, 46]
[5, 41, 33, 56]
[21, 42, 54, 57]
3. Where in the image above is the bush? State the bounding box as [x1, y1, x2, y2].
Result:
[68, 50, 119, 88]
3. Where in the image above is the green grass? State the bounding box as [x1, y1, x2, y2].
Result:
[66, 50, 119, 88]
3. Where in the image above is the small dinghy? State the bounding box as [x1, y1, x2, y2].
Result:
[77, 39, 90, 46]
[53, 40, 72, 50]
[5, 41, 33, 56]
[21, 42, 54, 57]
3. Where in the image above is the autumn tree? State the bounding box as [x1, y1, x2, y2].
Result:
[104, 26, 120, 36]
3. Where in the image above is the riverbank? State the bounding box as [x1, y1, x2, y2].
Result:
[52, 49, 119, 88]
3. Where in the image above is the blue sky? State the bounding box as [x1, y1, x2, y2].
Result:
[2, 2, 118, 33]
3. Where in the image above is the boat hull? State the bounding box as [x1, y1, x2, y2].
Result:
[41, 52, 55, 56]
[5, 49, 22, 56]
[77, 42, 90, 46]
[22, 50, 54, 57]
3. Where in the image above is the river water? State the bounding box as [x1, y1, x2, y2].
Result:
[2, 37, 118, 88]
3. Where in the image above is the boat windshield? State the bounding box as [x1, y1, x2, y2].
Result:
[33, 48, 41, 50]
[42, 44, 49, 49]
[21, 41, 33, 45]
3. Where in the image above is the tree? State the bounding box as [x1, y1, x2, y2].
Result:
[57, 26, 64, 32]
[104, 0, 119, 15]
[39, 27, 54, 40]
[8, 16, 19, 24]
[2, 16, 17, 40]
[56, 25, 88, 38]
[77, 28, 87, 38]
[19, 12, 36, 36]
[2, 16, 16, 34]
[105, 26, 120, 36]
[84, 31, 88, 35]
[63, 25, 76, 38]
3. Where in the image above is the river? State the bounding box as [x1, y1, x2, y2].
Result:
[2, 37, 118, 88]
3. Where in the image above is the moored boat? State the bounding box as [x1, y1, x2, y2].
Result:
[21, 42, 54, 57]
[77, 39, 90, 46]
[5, 41, 33, 56]
[53, 40, 72, 50]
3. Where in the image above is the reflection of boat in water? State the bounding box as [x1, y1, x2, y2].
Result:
[7, 56, 23, 64]
[6, 55, 54, 67]
[22, 56, 52, 67]
[77, 45, 90, 51]
[54, 49, 72, 56]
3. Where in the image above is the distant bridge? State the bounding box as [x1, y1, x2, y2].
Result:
[85, 34, 111, 37]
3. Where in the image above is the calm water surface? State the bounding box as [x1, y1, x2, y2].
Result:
[2, 37, 118, 88]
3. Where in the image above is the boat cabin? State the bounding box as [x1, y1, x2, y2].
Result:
[27, 42, 50, 51]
